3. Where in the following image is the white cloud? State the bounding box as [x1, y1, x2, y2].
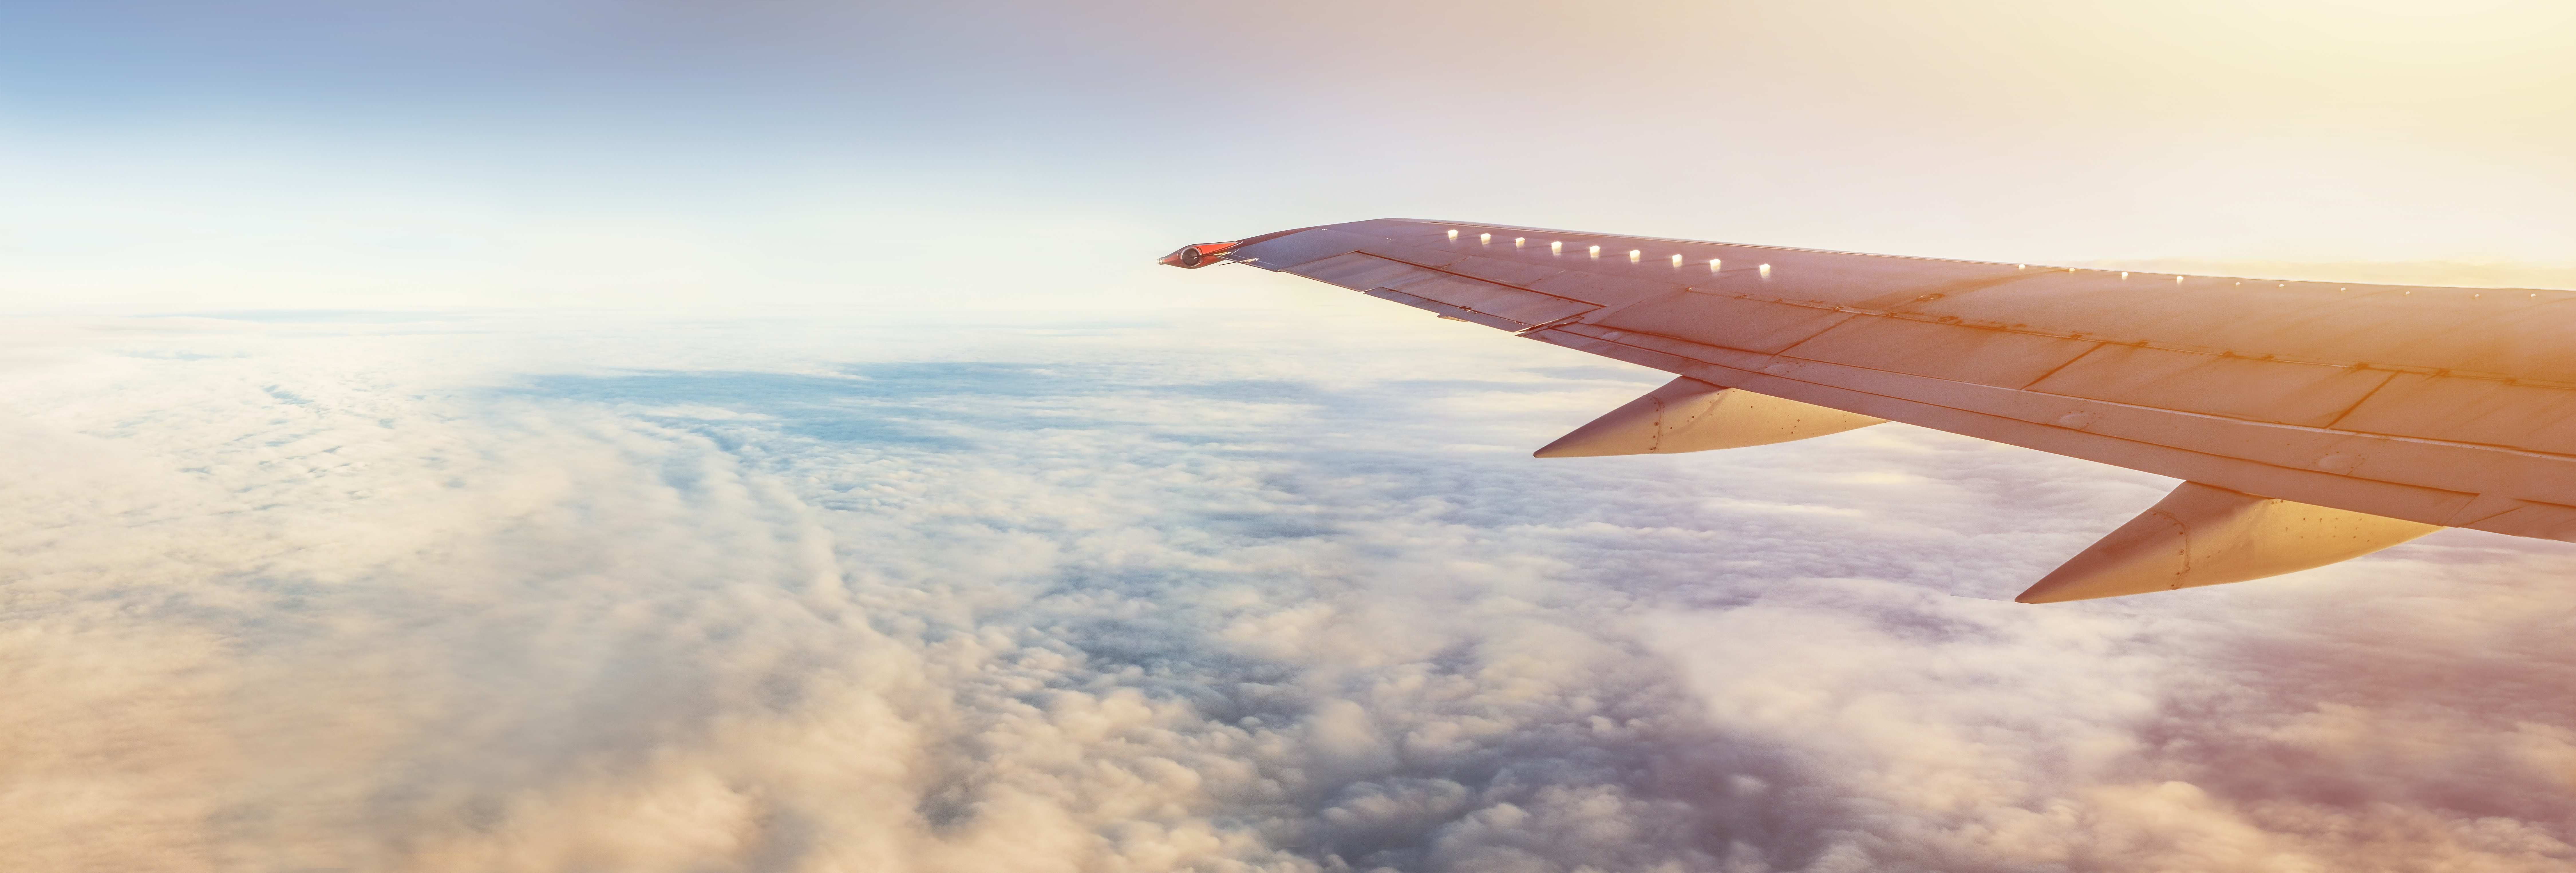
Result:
[1, 309, 2572, 872]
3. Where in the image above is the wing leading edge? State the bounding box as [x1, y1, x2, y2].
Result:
[1167, 219, 2576, 601]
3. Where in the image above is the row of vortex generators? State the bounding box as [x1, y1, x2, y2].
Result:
[1439, 226, 2538, 299]
[1445, 227, 1767, 276]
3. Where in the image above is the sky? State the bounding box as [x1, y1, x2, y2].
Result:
[5, 2, 2576, 871]
[5, 1, 2576, 311]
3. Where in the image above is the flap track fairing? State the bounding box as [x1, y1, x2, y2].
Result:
[1534, 376, 1886, 458]
[2015, 481, 2440, 603]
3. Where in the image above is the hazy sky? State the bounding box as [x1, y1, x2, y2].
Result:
[7, 3, 2576, 872]
[4, 1, 2574, 312]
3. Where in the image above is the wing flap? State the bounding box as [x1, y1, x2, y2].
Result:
[2335, 375, 2576, 456]
[1779, 318, 2102, 388]
[1360, 288, 1529, 332]
[2467, 500, 2576, 540]
[1590, 291, 1855, 355]
[1387, 273, 1591, 326]
[1287, 251, 1597, 330]
[1357, 241, 1470, 268]
[2028, 346, 2401, 429]
[1525, 271, 1695, 308]
[1424, 253, 1568, 287]
[1286, 251, 1436, 291]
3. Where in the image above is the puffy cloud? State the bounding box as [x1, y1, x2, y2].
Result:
[1, 309, 2572, 872]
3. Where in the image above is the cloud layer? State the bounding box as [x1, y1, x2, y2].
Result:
[3, 309, 2574, 872]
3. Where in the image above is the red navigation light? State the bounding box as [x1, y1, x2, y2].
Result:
[1157, 241, 1239, 269]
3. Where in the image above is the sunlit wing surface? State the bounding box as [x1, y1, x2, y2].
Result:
[1165, 218, 2576, 602]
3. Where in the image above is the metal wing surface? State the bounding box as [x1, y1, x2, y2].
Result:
[1166, 218, 2576, 601]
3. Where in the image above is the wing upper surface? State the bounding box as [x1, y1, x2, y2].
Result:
[1225, 218, 2576, 543]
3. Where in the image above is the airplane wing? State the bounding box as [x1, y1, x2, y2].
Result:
[1162, 218, 2576, 602]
